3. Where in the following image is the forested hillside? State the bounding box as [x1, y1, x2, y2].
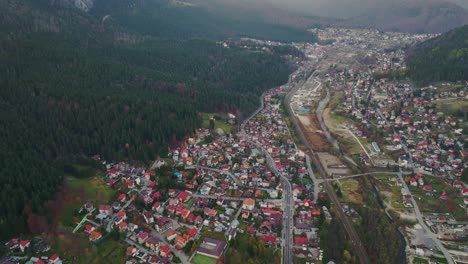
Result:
[407, 25, 468, 83]
[0, 0, 298, 238]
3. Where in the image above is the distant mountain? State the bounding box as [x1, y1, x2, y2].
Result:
[202, 0, 468, 34]
[407, 25, 468, 83]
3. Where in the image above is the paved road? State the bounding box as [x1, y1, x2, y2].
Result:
[197, 165, 241, 186]
[240, 82, 295, 264]
[396, 170, 454, 264]
[191, 193, 282, 203]
[73, 208, 95, 233]
[317, 171, 412, 183]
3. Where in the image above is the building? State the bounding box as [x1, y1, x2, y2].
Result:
[242, 198, 255, 211]
[197, 238, 227, 259]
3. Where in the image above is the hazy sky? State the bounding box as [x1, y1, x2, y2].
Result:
[232, 0, 468, 18]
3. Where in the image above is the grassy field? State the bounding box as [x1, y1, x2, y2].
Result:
[413, 257, 429, 264]
[374, 175, 405, 210]
[50, 233, 125, 264]
[95, 239, 125, 263]
[58, 176, 115, 227]
[339, 137, 368, 155]
[201, 113, 234, 134]
[436, 100, 468, 115]
[338, 179, 362, 204]
[67, 176, 115, 203]
[191, 254, 217, 264]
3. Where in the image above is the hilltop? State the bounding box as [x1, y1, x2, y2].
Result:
[407, 25, 468, 84]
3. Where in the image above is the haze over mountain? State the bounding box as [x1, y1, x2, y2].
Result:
[195, 0, 468, 33]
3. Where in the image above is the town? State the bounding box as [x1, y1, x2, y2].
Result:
[2, 28, 467, 264]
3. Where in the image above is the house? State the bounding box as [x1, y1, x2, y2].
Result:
[49, 254, 60, 264]
[89, 230, 102, 241]
[188, 227, 197, 239]
[241, 210, 250, 219]
[159, 244, 172, 258]
[145, 237, 160, 252]
[98, 205, 112, 215]
[138, 231, 149, 244]
[127, 181, 135, 189]
[155, 217, 173, 232]
[409, 178, 417, 187]
[166, 230, 177, 241]
[258, 235, 278, 245]
[453, 181, 463, 188]
[242, 198, 255, 211]
[152, 202, 161, 211]
[84, 224, 95, 235]
[175, 235, 188, 250]
[153, 191, 162, 200]
[259, 221, 272, 233]
[126, 246, 137, 256]
[197, 238, 227, 259]
[84, 202, 94, 212]
[462, 188, 468, 196]
[118, 221, 128, 231]
[168, 189, 176, 197]
[195, 216, 203, 226]
[20, 240, 30, 252]
[294, 237, 309, 246]
[177, 191, 191, 203]
[118, 193, 127, 202]
[423, 185, 433, 192]
[143, 211, 154, 224]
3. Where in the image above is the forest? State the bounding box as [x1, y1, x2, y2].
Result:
[407, 25, 468, 84]
[0, 0, 298, 238]
[91, 0, 317, 42]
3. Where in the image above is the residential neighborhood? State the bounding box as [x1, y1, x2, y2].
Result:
[2, 27, 466, 264]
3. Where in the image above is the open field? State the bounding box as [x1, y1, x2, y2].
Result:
[201, 113, 234, 134]
[58, 176, 114, 227]
[373, 175, 406, 211]
[435, 100, 468, 115]
[192, 254, 217, 264]
[316, 152, 351, 176]
[323, 108, 347, 131]
[338, 179, 363, 204]
[296, 113, 332, 151]
[48, 232, 125, 264]
[67, 176, 115, 203]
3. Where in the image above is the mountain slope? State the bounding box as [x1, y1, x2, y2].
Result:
[407, 25, 468, 83]
[90, 0, 316, 42]
[0, 0, 297, 238]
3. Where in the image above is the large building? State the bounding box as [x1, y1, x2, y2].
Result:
[197, 238, 227, 259]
